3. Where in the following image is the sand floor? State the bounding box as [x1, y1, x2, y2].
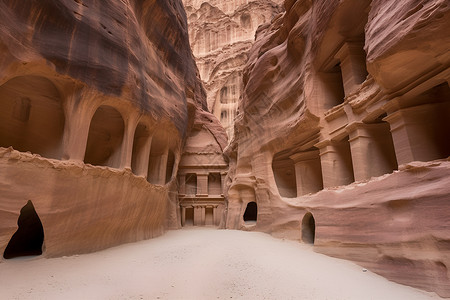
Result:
[0, 228, 441, 300]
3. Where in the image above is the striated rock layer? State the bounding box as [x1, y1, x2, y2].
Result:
[0, 0, 225, 258]
[183, 0, 283, 138]
[227, 0, 450, 296]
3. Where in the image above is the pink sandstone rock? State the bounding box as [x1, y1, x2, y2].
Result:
[183, 0, 283, 138]
[226, 0, 450, 297]
[0, 0, 226, 257]
[1, 0, 449, 297]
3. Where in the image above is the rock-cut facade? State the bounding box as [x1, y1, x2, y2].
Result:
[225, 0, 450, 297]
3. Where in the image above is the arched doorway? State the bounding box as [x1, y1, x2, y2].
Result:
[0, 76, 65, 159]
[243, 201, 257, 224]
[84, 105, 125, 168]
[302, 212, 315, 244]
[3, 201, 44, 259]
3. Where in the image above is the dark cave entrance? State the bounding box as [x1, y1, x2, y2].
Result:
[243, 202, 257, 223]
[3, 200, 44, 259]
[302, 212, 315, 245]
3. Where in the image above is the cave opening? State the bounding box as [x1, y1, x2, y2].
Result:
[243, 201, 257, 223]
[3, 200, 44, 259]
[302, 212, 315, 245]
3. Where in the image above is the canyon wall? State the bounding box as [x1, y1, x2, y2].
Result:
[183, 0, 283, 138]
[0, 0, 224, 258]
[227, 0, 450, 296]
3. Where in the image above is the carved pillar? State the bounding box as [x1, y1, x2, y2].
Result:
[156, 146, 169, 185]
[347, 122, 397, 181]
[61, 88, 96, 162]
[201, 207, 206, 226]
[119, 116, 139, 170]
[335, 41, 367, 96]
[134, 135, 152, 177]
[220, 172, 227, 195]
[193, 206, 202, 226]
[178, 174, 186, 195]
[317, 139, 355, 188]
[290, 150, 323, 196]
[181, 206, 186, 227]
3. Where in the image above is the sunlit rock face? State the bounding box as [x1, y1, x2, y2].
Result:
[226, 0, 450, 296]
[0, 0, 226, 258]
[183, 0, 283, 139]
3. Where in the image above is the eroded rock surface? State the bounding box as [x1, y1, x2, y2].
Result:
[227, 0, 450, 296]
[183, 0, 283, 138]
[0, 0, 225, 257]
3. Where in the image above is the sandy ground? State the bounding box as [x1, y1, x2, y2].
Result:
[0, 228, 441, 300]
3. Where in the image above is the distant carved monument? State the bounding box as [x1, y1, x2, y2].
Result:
[183, 0, 283, 139]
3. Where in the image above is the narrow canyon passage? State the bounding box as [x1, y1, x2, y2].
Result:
[0, 229, 438, 300]
[0, 0, 448, 298]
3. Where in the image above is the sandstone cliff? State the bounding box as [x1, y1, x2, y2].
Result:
[227, 0, 450, 296]
[0, 0, 225, 258]
[183, 0, 283, 138]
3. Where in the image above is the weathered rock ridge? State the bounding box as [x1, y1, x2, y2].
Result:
[227, 0, 450, 297]
[0, 0, 226, 258]
[183, 0, 283, 138]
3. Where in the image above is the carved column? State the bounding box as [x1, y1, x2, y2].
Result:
[335, 41, 368, 96]
[193, 206, 202, 226]
[61, 88, 97, 162]
[201, 207, 206, 226]
[290, 150, 323, 196]
[347, 122, 397, 181]
[178, 174, 186, 195]
[119, 115, 139, 170]
[156, 146, 169, 185]
[220, 172, 227, 195]
[181, 206, 186, 227]
[317, 139, 355, 188]
[134, 135, 152, 177]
